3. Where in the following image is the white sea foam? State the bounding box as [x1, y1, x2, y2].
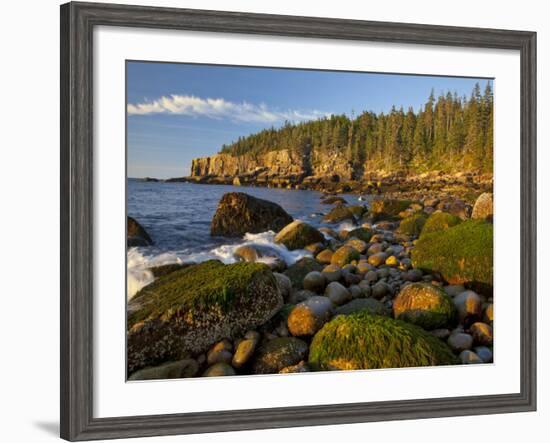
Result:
[126, 230, 312, 300]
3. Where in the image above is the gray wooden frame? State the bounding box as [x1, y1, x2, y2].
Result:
[60, 1, 537, 441]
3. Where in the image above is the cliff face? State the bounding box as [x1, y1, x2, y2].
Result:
[190, 149, 355, 182]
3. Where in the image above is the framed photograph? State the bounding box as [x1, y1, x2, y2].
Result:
[60, 1, 536, 441]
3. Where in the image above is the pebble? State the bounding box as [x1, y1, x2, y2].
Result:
[454, 290, 482, 325]
[316, 249, 333, 264]
[404, 269, 423, 282]
[368, 252, 388, 267]
[483, 303, 494, 324]
[443, 284, 466, 297]
[232, 338, 258, 368]
[324, 281, 351, 305]
[322, 264, 342, 283]
[202, 362, 236, 377]
[367, 243, 385, 255]
[371, 281, 390, 299]
[459, 350, 484, 364]
[474, 346, 493, 363]
[303, 271, 326, 293]
[288, 289, 316, 304]
[364, 270, 379, 283]
[348, 284, 363, 299]
[447, 332, 474, 352]
[279, 361, 310, 374]
[470, 322, 493, 346]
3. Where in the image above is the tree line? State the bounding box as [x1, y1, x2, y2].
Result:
[219, 82, 493, 174]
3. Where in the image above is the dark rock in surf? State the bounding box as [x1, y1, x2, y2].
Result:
[127, 216, 153, 247]
[210, 192, 293, 237]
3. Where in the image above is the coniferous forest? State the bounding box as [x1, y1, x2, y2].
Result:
[220, 82, 493, 174]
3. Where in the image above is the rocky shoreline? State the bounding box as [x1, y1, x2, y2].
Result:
[127, 189, 494, 380]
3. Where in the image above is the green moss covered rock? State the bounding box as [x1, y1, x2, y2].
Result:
[283, 257, 323, 289]
[398, 213, 428, 237]
[421, 212, 462, 235]
[393, 282, 455, 329]
[331, 245, 360, 267]
[411, 220, 493, 294]
[274, 220, 325, 250]
[369, 199, 412, 221]
[323, 205, 366, 223]
[127, 260, 282, 373]
[309, 312, 458, 370]
[149, 263, 191, 278]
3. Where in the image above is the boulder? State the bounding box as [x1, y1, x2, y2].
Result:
[323, 205, 366, 223]
[287, 296, 333, 336]
[210, 192, 293, 237]
[128, 359, 199, 380]
[331, 245, 360, 267]
[321, 196, 347, 205]
[127, 216, 153, 247]
[252, 337, 309, 374]
[393, 282, 455, 330]
[283, 257, 323, 289]
[411, 220, 493, 295]
[471, 192, 493, 221]
[398, 213, 427, 237]
[127, 260, 282, 373]
[148, 263, 190, 278]
[369, 199, 412, 221]
[421, 212, 462, 236]
[274, 220, 325, 251]
[309, 312, 458, 370]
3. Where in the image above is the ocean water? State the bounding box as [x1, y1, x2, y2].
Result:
[127, 179, 369, 299]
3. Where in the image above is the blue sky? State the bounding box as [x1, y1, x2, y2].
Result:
[127, 61, 492, 178]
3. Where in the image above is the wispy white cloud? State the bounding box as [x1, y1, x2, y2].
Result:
[127, 94, 330, 123]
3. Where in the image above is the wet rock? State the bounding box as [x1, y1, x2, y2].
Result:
[211, 192, 293, 237]
[279, 361, 310, 373]
[232, 337, 258, 368]
[275, 220, 325, 250]
[345, 238, 368, 254]
[206, 339, 233, 366]
[128, 216, 153, 247]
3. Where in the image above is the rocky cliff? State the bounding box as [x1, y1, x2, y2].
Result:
[190, 148, 355, 183]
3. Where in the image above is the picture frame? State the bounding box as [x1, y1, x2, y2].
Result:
[60, 1, 537, 441]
